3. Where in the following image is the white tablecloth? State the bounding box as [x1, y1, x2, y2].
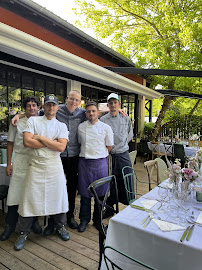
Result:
[102, 186, 202, 270]
[148, 142, 198, 157]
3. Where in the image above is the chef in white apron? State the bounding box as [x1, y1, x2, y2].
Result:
[14, 95, 70, 251]
[0, 96, 42, 241]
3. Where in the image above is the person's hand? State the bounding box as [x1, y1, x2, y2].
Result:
[119, 108, 128, 117]
[6, 164, 13, 177]
[11, 114, 20, 127]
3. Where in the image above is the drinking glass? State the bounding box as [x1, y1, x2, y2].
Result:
[158, 187, 168, 213]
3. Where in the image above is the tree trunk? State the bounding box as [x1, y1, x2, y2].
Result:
[189, 99, 201, 115]
[150, 95, 175, 141]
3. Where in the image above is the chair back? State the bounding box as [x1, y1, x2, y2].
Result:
[129, 150, 137, 167]
[122, 166, 136, 204]
[0, 149, 15, 164]
[198, 141, 202, 147]
[0, 185, 9, 215]
[144, 160, 157, 190]
[88, 175, 119, 269]
[140, 139, 152, 154]
[155, 158, 169, 183]
[173, 143, 186, 162]
[151, 141, 165, 159]
[104, 246, 156, 270]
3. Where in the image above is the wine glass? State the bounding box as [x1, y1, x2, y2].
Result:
[158, 187, 168, 213]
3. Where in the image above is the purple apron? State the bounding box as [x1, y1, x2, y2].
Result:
[78, 157, 108, 198]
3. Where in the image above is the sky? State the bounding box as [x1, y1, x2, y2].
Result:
[32, 0, 95, 37]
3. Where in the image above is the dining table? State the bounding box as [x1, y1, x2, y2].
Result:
[101, 182, 202, 270]
[147, 142, 199, 158]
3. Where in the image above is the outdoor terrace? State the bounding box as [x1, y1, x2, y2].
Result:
[0, 156, 157, 270]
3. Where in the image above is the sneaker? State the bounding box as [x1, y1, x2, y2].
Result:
[56, 225, 70, 241]
[0, 224, 15, 241]
[43, 217, 55, 236]
[31, 219, 42, 235]
[14, 232, 29, 251]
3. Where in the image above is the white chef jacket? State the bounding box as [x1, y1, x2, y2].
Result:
[18, 115, 69, 217]
[78, 120, 114, 159]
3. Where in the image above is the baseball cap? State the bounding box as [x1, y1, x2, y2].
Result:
[107, 93, 120, 102]
[44, 95, 58, 105]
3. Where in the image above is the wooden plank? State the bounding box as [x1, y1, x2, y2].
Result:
[0, 247, 33, 270]
[27, 234, 99, 270]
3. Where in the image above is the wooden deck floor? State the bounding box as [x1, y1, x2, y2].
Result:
[0, 156, 157, 270]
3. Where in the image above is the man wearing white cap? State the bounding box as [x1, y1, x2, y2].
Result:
[100, 93, 134, 217]
[14, 95, 70, 251]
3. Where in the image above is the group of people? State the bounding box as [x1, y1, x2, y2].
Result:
[0, 90, 133, 251]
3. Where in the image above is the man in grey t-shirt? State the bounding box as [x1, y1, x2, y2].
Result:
[100, 93, 134, 217]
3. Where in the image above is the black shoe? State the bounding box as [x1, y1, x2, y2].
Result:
[78, 220, 88, 232]
[14, 232, 29, 251]
[0, 224, 15, 241]
[56, 225, 70, 241]
[67, 217, 78, 229]
[43, 218, 55, 236]
[102, 209, 114, 219]
[31, 219, 42, 235]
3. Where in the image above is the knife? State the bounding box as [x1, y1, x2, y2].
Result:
[186, 225, 194, 241]
[180, 226, 190, 242]
[141, 214, 150, 224]
[130, 204, 152, 213]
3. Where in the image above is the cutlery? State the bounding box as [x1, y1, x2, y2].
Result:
[141, 214, 150, 224]
[130, 204, 154, 213]
[186, 225, 194, 241]
[180, 226, 190, 242]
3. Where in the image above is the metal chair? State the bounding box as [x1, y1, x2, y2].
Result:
[144, 160, 158, 191]
[122, 166, 153, 203]
[129, 150, 137, 167]
[155, 158, 169, 183]
[0, 185, 9, 215]
[88, 175, 119, 270]
[104, 246, 156, 270]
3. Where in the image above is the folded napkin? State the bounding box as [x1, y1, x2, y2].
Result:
[196, 211, 202, 224]
[159, 182, 173, 189]
[140, 200, 158, 209]
[152, 219, 185, 232]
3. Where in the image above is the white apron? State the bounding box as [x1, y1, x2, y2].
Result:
[18, 154, 68, 217]
[7, 153, 30, 206]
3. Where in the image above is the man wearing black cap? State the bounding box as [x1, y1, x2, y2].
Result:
[14, 95, 70, 251]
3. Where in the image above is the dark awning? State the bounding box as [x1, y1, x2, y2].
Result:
[155, 89, 202, 99]
[104, 67, 202, 77]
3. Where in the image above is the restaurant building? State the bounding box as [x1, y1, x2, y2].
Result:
[0, 0, 162, 144]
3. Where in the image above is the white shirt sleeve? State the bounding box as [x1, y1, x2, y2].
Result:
[7, 123, 17, 142]
[23, 117, 35, 134]
[58, 122, 69, 141]
[105, 125, 114, 146]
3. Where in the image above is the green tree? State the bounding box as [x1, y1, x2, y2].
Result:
[75, 0, 202, 139]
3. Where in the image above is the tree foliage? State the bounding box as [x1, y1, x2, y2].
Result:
[74, 0, 202, 138]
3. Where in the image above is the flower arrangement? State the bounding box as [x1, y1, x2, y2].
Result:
[188, 149, 202, 173]
[181, 168, 200, 183]
[168, 159, 181, 184]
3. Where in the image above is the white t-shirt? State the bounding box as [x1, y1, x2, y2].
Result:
[78, 120, 114, 159]
[7, 116, 30, 155]
[23, 115, 69, 158]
